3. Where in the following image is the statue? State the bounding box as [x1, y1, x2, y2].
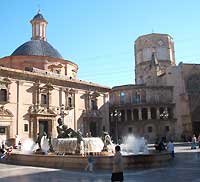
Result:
[57, 118, 69, 138]
[56, 118, 83, 154]
[102, 131, 113, 152]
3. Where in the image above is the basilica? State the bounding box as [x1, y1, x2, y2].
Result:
[0, 11, 110, 145]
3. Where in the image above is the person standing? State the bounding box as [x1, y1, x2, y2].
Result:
[167, 140, 174, 158]
[111, 145, 124, 182]
[191, 134, 197, 149]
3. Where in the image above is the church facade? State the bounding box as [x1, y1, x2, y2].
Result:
[109, 33, 200, 142]
[0, 12, 110, 145]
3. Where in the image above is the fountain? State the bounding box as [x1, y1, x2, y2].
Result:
[121, 135, 149, 155]
[51, 118, 105, 155]
[3, 118, 172, 170]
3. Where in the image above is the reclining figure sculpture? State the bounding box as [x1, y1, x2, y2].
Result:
[57, 118, 83, 139]
[56, 118, 83, 154]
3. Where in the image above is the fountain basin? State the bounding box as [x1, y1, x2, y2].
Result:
[52, 137, 104, 154]
[3, 152, 172, 170]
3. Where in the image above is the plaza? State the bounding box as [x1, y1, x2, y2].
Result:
[0, 145, 200, 182]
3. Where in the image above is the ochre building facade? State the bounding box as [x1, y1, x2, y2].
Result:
[0, 12, 110, 144]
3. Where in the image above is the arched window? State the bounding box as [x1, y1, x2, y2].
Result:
[127, 109, 132, 120]
[120, 92, 126, 105]
[132, 91, 141, 104]
[68, 97, 72, 108]
[141, 90, 146, 103]
[36, 23, 40, 36]
[150, 107, 157, 119]
[133, 109, 139, 121]
[142, 108, 148, 120]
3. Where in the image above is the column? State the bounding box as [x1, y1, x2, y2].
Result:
[148, 107, 151, 120]
[131, 110, 134, 121]
[156, 108, 160, 119]
[139, 108, 142, 120]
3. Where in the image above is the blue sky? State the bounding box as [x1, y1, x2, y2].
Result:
[0, 0, 200, 87]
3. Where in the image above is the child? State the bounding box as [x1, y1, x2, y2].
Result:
[85, 152, 94, 172]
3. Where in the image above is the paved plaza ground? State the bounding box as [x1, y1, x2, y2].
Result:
[0, 145, 200, 182]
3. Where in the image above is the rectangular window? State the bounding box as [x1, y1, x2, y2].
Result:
[24, 124, 28, 132]
[91, 99, 98, 110]
[148, 126, 153, 133]
[0, 127, 5, 134]
[0, 89, 7, 102]
[41, 94, 48, 105]
[128, 127, 133, 134]
[165, 126, 170, 132]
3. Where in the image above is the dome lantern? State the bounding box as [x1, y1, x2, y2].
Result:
[30, 10, 48, 41]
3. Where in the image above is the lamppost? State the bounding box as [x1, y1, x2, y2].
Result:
[160, 108, 169, 120]
[110, 109, 121, 144]
[160, 108, 169, 141]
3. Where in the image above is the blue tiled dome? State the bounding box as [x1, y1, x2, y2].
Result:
[11, 40, 62, 59]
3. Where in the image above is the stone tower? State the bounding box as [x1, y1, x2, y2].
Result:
[134, 33, 176, 85]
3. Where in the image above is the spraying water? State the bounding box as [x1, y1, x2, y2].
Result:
[120, 135, 149, 155]
[21, 139, 36, 154]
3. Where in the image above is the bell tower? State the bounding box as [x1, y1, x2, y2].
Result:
[30, 10, 48, 41]
[134, 33, 175, 85]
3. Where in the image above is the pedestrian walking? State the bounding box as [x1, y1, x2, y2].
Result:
[167, 140, 174, 158]
[111, 145, 124, 182]
[191, 134, 197, 149]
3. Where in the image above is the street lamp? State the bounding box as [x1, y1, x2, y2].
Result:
[160, 108, 169, 120]
[110, 109, 121, 144]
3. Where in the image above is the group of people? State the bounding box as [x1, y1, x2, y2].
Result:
[155, 138, 175, 158]
[0, 142, 13, 159]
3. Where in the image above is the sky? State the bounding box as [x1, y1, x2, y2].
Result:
[0, 0, 200, 87]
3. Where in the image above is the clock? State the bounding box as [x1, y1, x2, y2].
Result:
[157, 40, 164, 46]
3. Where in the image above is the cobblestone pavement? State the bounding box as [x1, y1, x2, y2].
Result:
[0, 146, 200, 182]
